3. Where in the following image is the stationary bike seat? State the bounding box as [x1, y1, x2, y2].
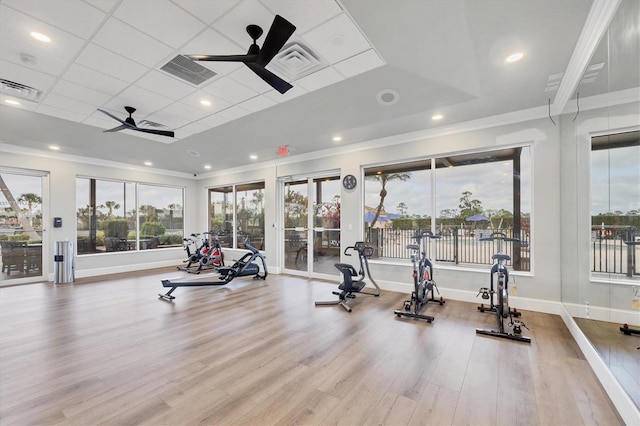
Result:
[335, 263, 358, 276]
[492, 253, 511, 261]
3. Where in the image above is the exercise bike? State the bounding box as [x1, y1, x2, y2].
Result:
[177, 231, 224, 274]
[159, 238, 266, 300]
[394, 231, 445, 322]
[315, 242, 380, 312]
[476, 232, 531, 343]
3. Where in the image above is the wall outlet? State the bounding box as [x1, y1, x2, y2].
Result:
[632, 298, 640, 310]
[511, 285, 517, 295]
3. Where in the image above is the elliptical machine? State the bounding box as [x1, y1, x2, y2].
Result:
[394, 231, 445, 322]
[315, 242, 380, 312]
[476, 232, 530, 343]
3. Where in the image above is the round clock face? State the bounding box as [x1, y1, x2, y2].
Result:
[342, 174, 357, 190]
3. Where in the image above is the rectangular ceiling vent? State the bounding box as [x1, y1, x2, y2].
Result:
[0, 78, 43, 102]
[267, 42, 325, 80]
[160, 55, 217, 86]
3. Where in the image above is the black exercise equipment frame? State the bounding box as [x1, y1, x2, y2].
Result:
[159, 239, 266, 300]
[394, 231, 445, 322]
[315, 242, 380, 312]
[475, 232, 531, 343]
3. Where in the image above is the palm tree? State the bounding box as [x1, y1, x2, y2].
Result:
[167, 203, 181, 229]
[18, 193, 42, 226]
[0, 176, 40, 240]
[104, 201, 121, 218]
[366, 172, 411, 227]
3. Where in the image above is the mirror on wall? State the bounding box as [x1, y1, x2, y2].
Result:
[561, 0, 640, 410]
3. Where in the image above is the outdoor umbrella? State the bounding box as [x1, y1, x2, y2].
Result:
[465, 214, 489, 222]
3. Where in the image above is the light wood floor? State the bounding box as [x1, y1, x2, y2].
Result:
[0, 269, 624, 425]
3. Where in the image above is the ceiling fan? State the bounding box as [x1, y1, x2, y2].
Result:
[187, 15, 296, 94]
[97, 106, 175, 138]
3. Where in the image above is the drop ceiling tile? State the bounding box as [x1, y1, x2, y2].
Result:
[0, 5, 86, 76]
[114, 0, 206, 49]
[261, 0, 342, 33]
[0, 95, 38, 111]
[140, 109, 191, 129]
[35, 102, 90, 121]
[215, 104, 250, 121]
[136, 70, 196, 101]
[0, 59, 57, 93]
[173, 0, 239, 25]
[176, 120, 210, 138]
[89, 0, 119, 14]
[333, 48, 385, 78]
[264, 84, 307, 102]
[83, 113, 118, 129]
[211, 1, 274, 47]
[228, 66, 275, 93]
[75, 43, 149, 83]
[180, 28, 245, 76]
[2, 0, 106, 39]
[202, 76, 258, 103]
[157, 101, 212, 123]
[180, 91, 232, 114]
[302, 13, 371, 63]
[238, 94, 277, 112]
[51, 79, 112, 106]
[197, 113, 229, 128]
[104, 85, 174, 115]
[296, 66, 343, 91]
[92, 17, 175, 67]
[39, 92, 96, 115]
[62, 63, 129, 96]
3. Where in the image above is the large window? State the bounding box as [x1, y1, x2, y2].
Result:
[208, 182, 265, 250]
[364, 146, 532, 271]
[76, 178, 184, 254]
[590, 131, 640, 279]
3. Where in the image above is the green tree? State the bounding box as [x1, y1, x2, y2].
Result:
[139, 204, 157, 222]
[366, 172, 411, 227]
[459, 191, 483, 218]
[397, 202, 408, 216]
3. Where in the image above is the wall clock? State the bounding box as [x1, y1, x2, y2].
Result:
[342, 174, 357, 190]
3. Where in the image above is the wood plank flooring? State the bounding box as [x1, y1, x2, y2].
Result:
[0, 269, 624, 425]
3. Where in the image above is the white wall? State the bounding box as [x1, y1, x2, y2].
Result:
[0, 150, 198, 280]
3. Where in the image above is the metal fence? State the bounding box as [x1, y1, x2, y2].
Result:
[366, 225, 639, 277]
[591, 225, 639, 277]
[366, 227, 530, 271]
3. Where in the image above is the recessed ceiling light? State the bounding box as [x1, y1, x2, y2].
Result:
[432, 114, 443, 120]
[30, 32, 50, 43]
[4, 99, 20, 106]
[506, 52, 524, 63]
[204, 165, 211, 170]
[249, 154, 258, 160]
[49, 145, 60, 151]
[200, 99, 211, 106]
[333, 136, 342, 142]
[144, 161, 152, 166]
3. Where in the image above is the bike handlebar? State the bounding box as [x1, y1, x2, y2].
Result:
[344, 242, 374, 258]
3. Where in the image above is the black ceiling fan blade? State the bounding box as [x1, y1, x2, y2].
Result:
[103, 124, 130, 133]
[245, 62, 292, 94]
[187, 54, 258, 63]
[134, 128, 175, 138]
[97, 108, 127, 125]
[257, 15, 296, 67]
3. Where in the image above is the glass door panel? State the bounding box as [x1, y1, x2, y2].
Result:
[312, 177, 341, 275]
[0, 172, 45, 283]
[284, 180, 309, 272]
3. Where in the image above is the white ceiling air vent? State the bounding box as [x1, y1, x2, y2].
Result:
[267, 42, 325, 81]
[160, 55, 217, 86]
[0, 78, 43, 102]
